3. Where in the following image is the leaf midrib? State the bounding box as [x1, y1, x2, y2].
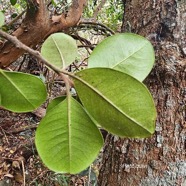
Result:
[111, 41, 148, 68]
[52, 36, 65, 68]
[0, 71, 35, 108]
[67, 96, 72, 172]
[75, 73, 151, 133]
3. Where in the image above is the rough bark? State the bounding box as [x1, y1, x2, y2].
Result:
[99, 0, 186, 185]
[0, 0, 86, 68]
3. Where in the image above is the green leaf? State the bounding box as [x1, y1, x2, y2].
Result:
[41, 33, 78, 69]
[0, 70, 47, 112]
[10, 0, 17, 5]
[35, 97, 103, 174]
[51, 0, 57, 6]
[0, 12, 5, 27]
[88, 33, 155, 82]
[74, 68, 156, 138]
[47, 96, 66, 113]
[47, 96, 82, 113]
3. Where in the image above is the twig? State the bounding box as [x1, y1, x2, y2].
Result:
[7, 10, 26, 27]
[0, 29, 75, 86]
[78, 44, 96, 48]
[0, 29, 94, 92]
[8, 124, 38, 134]
[1, 124, 38, 135]
[0, 29, 60, 73]
[71, 34, 94, 52]
[88, 166, 91, 186]
[29, 170, 50, 185]
[0, 126, 9, 144]
[93, 0, 107, 21]
[15, 54, 27, 71]
[21, 160, 26, 186]
[78, 21, 115, 35]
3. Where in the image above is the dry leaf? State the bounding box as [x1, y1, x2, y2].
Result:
[12, 161, 20, 169]
[4, 173, 14, 178]
[33, 107, 46, 118]
[2, 162, 10, 171]
[14, 172, 23, 183]
[9, 150, 14, 154]
[0, 146, 3, 152]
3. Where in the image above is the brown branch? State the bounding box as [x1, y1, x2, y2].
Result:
[0, 0, 50, 68]
[0, 29, 75, 87]
[0, 30, 60, 73]
[1, 124, 35, 145]
[93, 0, 107, 21]
[0, 0, 87, 68]
[50, 0, 87, 33]
[8, 124, 38, 134]
[71, 34, 95, 50]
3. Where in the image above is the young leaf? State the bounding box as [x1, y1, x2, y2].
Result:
[0, 12, 5, 27]
[41, 33, 78, 69]
[35, 97, 103, 174]
[0, 70, 47, 112]
[88, 33, 155, 82]
[74, 68, 157, 138]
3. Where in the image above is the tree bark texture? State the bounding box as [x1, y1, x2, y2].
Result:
[0, 0, 86, 68]
[99, 0, 186, 185]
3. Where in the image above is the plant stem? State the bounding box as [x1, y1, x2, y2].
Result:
[0, 29, 78, 85]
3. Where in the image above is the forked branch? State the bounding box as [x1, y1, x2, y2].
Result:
[0, 0, 87, 68]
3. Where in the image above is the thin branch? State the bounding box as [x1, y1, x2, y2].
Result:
[7, 10, 26, 27]
[93, 0, 107, 21]
[0, 29, 61, 74]
[121, 0, 127, 32]
[51, 0, 87, 32]
[78, 21, 115, 35]
[7, 124, 38, 134]
[0, 0, 50, 68]
[21, 160, 26, 186]
[0, 0, 87, 68]
[0, 29, 75, 86]
[71, 34, 95, 51]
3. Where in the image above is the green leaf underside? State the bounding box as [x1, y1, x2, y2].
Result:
[74, 68, 156, 138]
[46, 96, 66, 113]
[41, 33, 78, 69]
[0, 12, 5, 27]
[0, 70, 47, 112]
[88, 33, 155, 82]
[35, 97, 103, 174]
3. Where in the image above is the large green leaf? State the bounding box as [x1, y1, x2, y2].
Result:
[0, 70, 47, 112]
[35, 97, 103, 174]
[88, 33, 155, 82]
[41, 33, 78, 69]
[74, 68, 156, 138]
[0, 12, 5, 27]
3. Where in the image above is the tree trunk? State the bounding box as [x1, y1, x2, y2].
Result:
[99, 0, 186, 185]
